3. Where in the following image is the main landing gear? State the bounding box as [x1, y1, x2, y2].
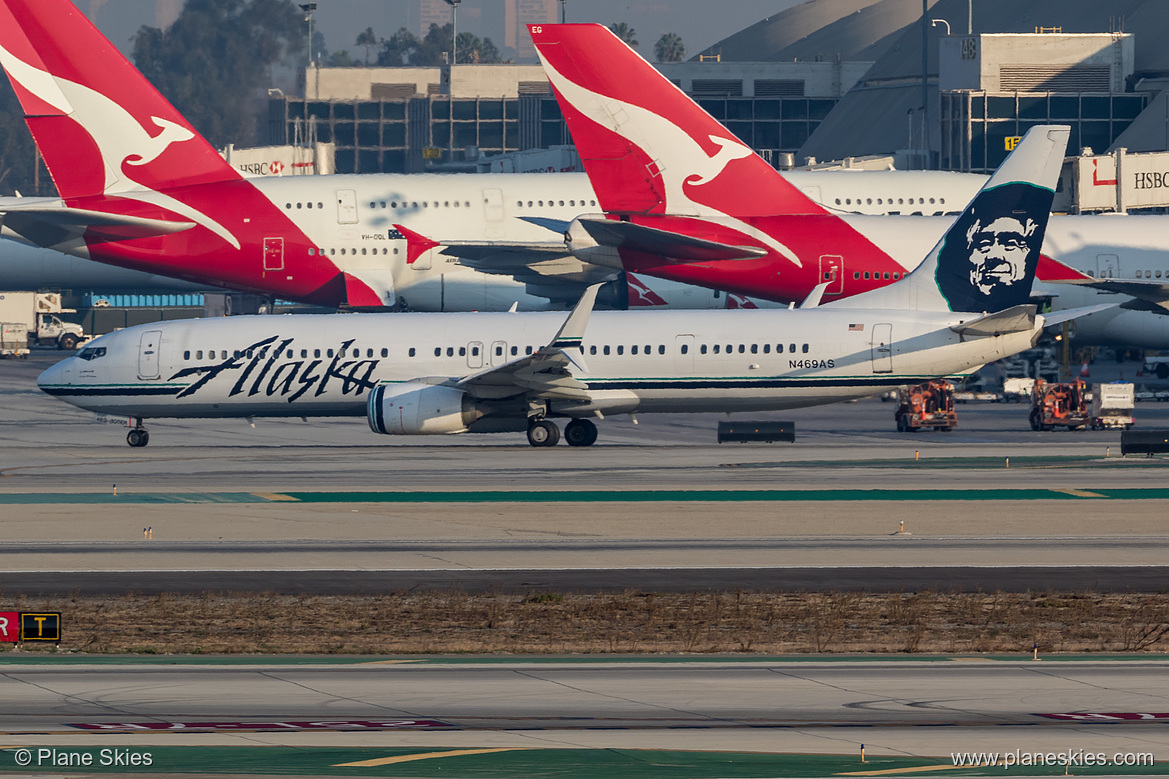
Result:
[525, 418, 598, 447]
[127, 419, 150, 447]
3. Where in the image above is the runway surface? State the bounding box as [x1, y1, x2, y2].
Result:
[1, 657, 1166, 774]
[4, 354, 1169, 594]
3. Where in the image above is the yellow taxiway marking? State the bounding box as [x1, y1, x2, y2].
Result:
[1051, 488, 1106, 498]
[840, 765, 989, 776]
[252, 492, 300, 502]
[334, 747, 526, 767]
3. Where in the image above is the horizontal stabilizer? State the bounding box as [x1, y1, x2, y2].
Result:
[1049, 277, 1169, 311]
[950, 304, 1037, 337]
[572, 217, 767, 263]
[1042, 303, 1120, 328]
[0, 204, 194, 247]
[518, 216, 572, 234]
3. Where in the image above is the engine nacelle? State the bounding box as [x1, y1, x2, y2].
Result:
[367, 382, 482, 435]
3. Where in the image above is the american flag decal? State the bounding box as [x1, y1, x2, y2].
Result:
[849, 323, 864, 331]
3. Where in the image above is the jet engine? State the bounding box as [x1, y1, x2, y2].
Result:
[367, 382, 483, 435]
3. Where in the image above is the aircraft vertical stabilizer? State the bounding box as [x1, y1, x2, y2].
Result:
[529, 23, 824, 219]
[0, 0, 240, 199]
[837, 125, 1069, 314]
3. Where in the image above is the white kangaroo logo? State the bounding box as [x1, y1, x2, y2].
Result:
[538, 49, 803, 268]
[0, 42, 240, 248]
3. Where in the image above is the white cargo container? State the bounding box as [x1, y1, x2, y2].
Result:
[1091, 382, 1135, 429]
[0, 322, 30, 358]
[1002, 376, 1035, 402]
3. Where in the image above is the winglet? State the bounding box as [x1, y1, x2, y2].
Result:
[393, 224, 439, 265]
[549, 283, 602, 349]
[799, 281, 831, 309]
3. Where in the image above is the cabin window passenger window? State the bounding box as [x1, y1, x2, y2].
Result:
[459, 347, 466, 356]
[446, 347, 454, 356]
[763, 344, 770, 354]
[409, 348, 416, 357]
[472, 346, 480, 356]
[617, 345, 624, 355]
[802, 344, 809, 353]
[631, 345, 639, 355]
[738, 344, 745, 353]
[777, 344, 784, 353]
[790, 344, 797, 353]
[435, 347, 442, 357]
[713, 345, 721, 354]
[381, 348, 388, 357]
[511, 346, 518, 355]
[680, 344, 688, 354]
[195, 350, 203, 359]
[300, 350, 307, 358]
[366, 349, 373, 358]
[853, 272, 860, 279]
[327, 349, 334, 357]
[590, 345, 597, 355]
[750, 344, 758, 354]
[287, 351, 293, 358]
[603, 345, 611, 355]
[495, 346, 503, 356]
[526, 346, 533, 355]
[700, 345, 707, 354]
[184, 350, 190, 360]
[659, 345, 665, 354]
[313, 349, 320, 358]
[883, 272, 890, 280]
[864, 272, 870, 279]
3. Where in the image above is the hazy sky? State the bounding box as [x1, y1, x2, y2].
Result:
[84, 0, 803, 63]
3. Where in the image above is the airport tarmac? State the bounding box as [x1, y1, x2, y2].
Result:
[0, 658, 1166, 773]
[3, 354, 1169, 593]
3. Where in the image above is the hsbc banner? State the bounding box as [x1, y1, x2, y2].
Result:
[1075, 150, 1169, 211]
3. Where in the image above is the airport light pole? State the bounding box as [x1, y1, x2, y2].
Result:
[299, 3, 317, 70]
[445, 0, 461, 65]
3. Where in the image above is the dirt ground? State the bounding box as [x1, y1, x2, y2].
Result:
[3, 590, 1167, 656]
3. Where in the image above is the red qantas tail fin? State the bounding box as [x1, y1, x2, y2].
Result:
[529, 23, 824, 218]
[0, 0, 239, 199]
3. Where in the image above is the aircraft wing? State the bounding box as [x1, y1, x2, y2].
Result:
[1048, 277, 1169, 311]
[454, 284, 600, 402]
[0, 203, 194, 247]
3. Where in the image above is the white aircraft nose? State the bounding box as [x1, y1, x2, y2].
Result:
[37, 357, 71, 393]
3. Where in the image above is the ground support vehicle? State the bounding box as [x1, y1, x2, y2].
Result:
[0, 292, 86, 349]
[1029, 379, 1089, 431]
[1091, 382, 1135, 430]
[895, 380, 957, 432]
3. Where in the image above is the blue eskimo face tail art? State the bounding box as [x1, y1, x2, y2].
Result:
[935, 182, 1054, 313]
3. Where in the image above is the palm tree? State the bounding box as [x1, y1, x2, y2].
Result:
[355, 27, 379, 65]
[655, 32, 685, 63]
[608, 22, 638, 48]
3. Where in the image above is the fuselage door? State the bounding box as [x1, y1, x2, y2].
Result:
[490, 340, 508, 366]
[1096, 254, 1120, 293]
[674, 334, 695, 374]
[483, 188, 504, 238]
[138, 329, 162, 380]
[870, 323, 893, 374]
[335, 189, 359, 224]
[263, 237, 285, 271]
[819, 255, 844, 295]
[466, 341, 484, 369]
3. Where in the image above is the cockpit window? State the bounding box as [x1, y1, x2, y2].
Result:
[77, 346, 107, 361]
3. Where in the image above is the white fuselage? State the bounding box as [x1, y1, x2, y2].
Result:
[39, 308, 1040, 426]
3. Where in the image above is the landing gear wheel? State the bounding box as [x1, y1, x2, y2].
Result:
[564, 418, 598, 447]
[127, 428, 150, 447]
[526, 420, 560, 447]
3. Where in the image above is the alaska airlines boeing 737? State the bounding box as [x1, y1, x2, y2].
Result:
[39, 126, 1108, 447]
